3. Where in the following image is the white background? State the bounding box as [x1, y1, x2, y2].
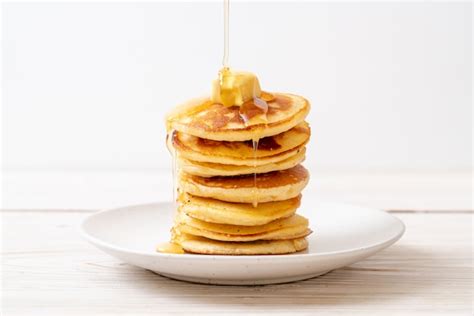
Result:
[1, 2, 472, 209]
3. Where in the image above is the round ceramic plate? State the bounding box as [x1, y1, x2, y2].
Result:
[81, 200, 404, 285]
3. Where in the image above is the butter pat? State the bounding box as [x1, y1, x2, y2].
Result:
[211, 69, 261, 107]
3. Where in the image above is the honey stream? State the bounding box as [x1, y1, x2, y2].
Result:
[158, 0, 268, 253]
[223, 0, 230, 68]
[156, 130, 185, 254]
[251, 138, 259, 208]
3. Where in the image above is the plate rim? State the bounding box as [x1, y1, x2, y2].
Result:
[80, 200, 405, 261]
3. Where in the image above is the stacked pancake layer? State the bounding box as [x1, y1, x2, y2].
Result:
[166, 92, 311, 255]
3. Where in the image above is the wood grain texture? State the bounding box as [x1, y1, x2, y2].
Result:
[1, 210, 473, 315]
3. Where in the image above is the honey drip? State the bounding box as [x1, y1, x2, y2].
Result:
[160, 0, 270, 252]
[223, 0, 229, 68]
[158, 129, 184, 254]
[239, 98, 268, 124]
[156, 242, 185, 254]
[167, 130, 179, 206]
[251, 138, 259, 207]
[221, 0, 262, 208]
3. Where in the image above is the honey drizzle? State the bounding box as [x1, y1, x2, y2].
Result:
[223, 0, 230, 68]
[167, 130, 179, 206]
[156, 242, 184, 254]
[239, 99, 268, 124]
[222, 0, 262, 208]
[158, 129, 184, 254]
[160, 0, 270, 253]
[251, 138, 259, 207]
[239, 101, 265, 209]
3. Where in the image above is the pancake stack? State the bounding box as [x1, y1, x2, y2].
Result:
[165, 92, 311, 255]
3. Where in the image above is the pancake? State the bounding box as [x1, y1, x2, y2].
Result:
[170, 121, 310, 166]
[171, 136, 305, 167]
[180, 165, 309, 203]
[167, 93, 310, 141]
[180, 193, 301, 226]
[179, 234, 309, 255]
[178, 147, 306, 177]
[177, 212, 309, 235]
[175, 212, 311, 242]
[177, 224, 311, 242]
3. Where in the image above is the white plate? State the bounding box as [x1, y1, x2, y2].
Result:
[81, 200, 404, 285]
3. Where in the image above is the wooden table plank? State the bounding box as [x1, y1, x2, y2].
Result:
[1, 210, 473, 315]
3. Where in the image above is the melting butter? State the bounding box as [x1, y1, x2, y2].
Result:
[211, 68, 262, 107]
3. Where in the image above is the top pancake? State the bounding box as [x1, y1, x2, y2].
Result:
[167, 93, 310, 141]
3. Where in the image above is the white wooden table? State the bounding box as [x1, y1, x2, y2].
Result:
[2, 171, 473, 315]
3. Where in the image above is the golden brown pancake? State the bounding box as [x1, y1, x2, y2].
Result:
[179, 234, 309, 255]
[175, 212, 311, 242]
[170, 121, 310, 166]
[177, 212, 309, 235]
[167, 93, 310, 141]
[180, 165, 309, 203]
[177, 224, 311, 242]
[179, 193, 301, 226]
[178, 147, 305, 177]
